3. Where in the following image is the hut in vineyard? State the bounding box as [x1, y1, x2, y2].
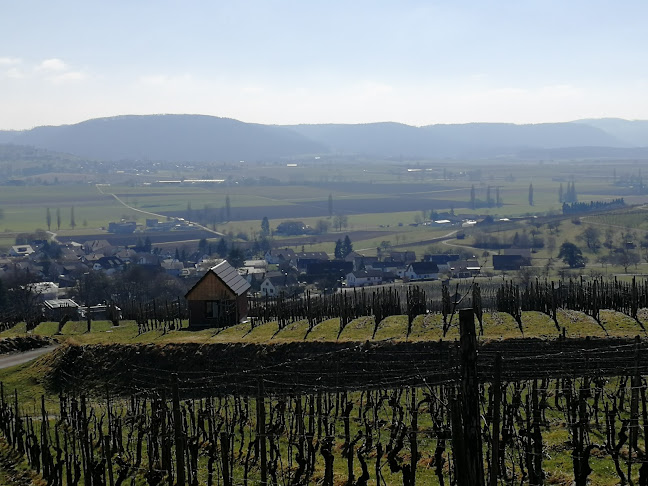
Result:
[185, 260, 251, 328]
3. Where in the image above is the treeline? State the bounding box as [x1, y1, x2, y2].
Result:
[472, 229, 544, 250]
[562, 198, 625, 215]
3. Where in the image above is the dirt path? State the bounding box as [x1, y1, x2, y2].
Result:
[0, 345, 58, 370]
[96, 184, 224, 237]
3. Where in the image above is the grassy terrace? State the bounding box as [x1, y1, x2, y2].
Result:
[1, 308, 646, 346]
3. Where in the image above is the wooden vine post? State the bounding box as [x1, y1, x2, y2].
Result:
[490, 354, 502, 486]
[454, 309, 485, 486]
[257, 378, 267, 485]
[172, 374, 185, 486]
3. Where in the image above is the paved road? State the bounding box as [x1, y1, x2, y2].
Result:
[0, 345, 59, 370]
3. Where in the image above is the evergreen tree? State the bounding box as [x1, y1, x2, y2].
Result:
[259, 236, 271, 253]
[46, 207, 51, 231]
[528, 183, 534, 206]
[261, 216, 270, 236]
[342, 235, 353, 258]
[56, 208, 61, 230]
[198, 238, 208, 254]
[470, 185, 476, 209]
[334, 239, 344, 259]
[216, 238, 228, 257]
[70, 206, 76, 229]
[227, 246, 245, 268]
[144, 236, 152, 253]
[486, 186, 493, 207]
[558, 183, 564, 203]
[496, 187, 502, 207]
[225, 194, 231, 221]
[558, 241, 587, 268]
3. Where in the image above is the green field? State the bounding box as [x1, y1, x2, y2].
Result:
[2, 159, 648, 279]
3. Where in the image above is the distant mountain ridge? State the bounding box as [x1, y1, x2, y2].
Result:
[0, 115, 327, 162]
[0, 114, 646, 162]
[286, 121, 625, 158]
[572, 118, 648, 147]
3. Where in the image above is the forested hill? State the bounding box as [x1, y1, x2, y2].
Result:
[287, 121, 625, 158]
[0, 114, 646, 162]
[0, 115, 328, 162]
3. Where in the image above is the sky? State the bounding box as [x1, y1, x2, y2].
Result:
[2, 1, 648, 130]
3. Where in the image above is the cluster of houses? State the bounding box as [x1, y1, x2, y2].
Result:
[235, 248, 485, 296]
[1, 231, 534, 329]
[0, 239, 203, 284]
[183, 250, 485, 328]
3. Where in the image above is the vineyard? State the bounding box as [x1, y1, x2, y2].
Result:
[1, 312, 648, 485]
[4, 277, 648, 483]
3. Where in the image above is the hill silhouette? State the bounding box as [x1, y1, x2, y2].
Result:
[2, 115, 327, 162]
[0, 114, 644, 162]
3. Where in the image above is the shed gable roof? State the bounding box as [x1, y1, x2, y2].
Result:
[185, 260, 251, 299]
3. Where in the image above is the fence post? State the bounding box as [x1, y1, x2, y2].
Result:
[172, 374, 185, 486]
[220, 431, 231, 486]
[257, 378, 267, 485]
[490, 354, 502, 486]
[104, 435, 115, 486]
[410, 387, 418, 486]
[456, 308, 485, 486]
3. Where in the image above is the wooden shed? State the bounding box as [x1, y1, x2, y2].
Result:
[185, 260, 251, 328]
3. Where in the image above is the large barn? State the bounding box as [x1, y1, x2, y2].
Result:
[185, 260, 251, 328]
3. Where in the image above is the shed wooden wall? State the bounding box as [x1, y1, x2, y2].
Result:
[186, 271, 249, 327]
[186, 272, 235, 301]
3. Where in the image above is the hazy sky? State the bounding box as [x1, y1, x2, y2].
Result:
[2, 1, 647, 129]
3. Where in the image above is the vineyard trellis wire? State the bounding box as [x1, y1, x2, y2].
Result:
[4, 312, 648, 484]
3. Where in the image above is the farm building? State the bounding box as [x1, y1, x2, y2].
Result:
[404, 262, 439, 281]
[9, 245, 35, 257]
[185, 260, 251, 328]
[43, 299, 80, 321]
[345, 270, 384, 288]
[493, 253, 531, 271]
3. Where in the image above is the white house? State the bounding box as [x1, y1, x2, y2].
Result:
[264, 248, 296, 265]
[260, 273, 299, 297]
[345, 270, 383, 288]
[404, 262, 439, 281]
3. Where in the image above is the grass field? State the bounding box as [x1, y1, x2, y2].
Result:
[1, 306, 645, 347]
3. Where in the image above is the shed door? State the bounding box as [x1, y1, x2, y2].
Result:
[205, 299, 237, 327]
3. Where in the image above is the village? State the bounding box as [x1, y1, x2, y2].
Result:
[0, 221, 540, 329]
